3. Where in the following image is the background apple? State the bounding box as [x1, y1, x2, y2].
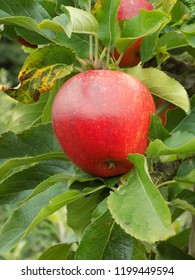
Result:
[158, 98, 174, 125]
[17, 37, 37, 48]
[114, 0, 153, 67]
[52, 70, 156, 177]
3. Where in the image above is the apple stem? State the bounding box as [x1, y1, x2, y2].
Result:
[93, 34, 99, 69]
[88, 0, 92, 12]
[99, 47, 107, 63]
[89, 35, 94, 63]
[76, 57, 87, 68]
[88, 0, 98, 68]
[105, 48, 111, 69]
[115, 51, 124, 66]
[104, 160, 116, 170]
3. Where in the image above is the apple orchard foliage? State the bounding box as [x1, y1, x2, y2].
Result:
[0, 0, 195, 260]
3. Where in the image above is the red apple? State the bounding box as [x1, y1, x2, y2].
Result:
[52, 70, 156, 177]
[158, 98, 174, 125]
[115, 0, 153, 67]
[17, 37, 37, 48]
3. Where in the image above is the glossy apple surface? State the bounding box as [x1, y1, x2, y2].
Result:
[115, 0, 153, 67]
[52, 70, 156, 177]
[118, 0, 153, 20]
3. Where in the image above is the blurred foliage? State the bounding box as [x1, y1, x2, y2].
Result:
[0, 94, 16, 135]
[0, 36, 28, 86]
[0, 204, 74, 260]
[0, 37, 75, 260]
[0, 36, 28, 134]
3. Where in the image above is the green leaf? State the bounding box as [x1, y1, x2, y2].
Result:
[39, 6, 99, 39]
[139, 1, 176, 63]
[37, 0, 57, 18]
[67, 191, 104, 240]
[61, 6, 99, 35]
[39, 243, 74, 260]
[27, 186, 105, 233]
[0, 154, 66, 183]
[0, 0, 50, 23]
[140, 31, 163, 65]
[16, 26, 50, 45]
[165, 107, 187, 132]
[25, 170, 99, 203]
[40, 29, 91, 58]
[148, 113, 171, 141]
[53, 13, 72, 38]
[92, 0, 120, 48]
[176, 157, 195, 184]
[41, 79, 67, 123]
[39, 15, 72, 39]
[0, 184, 104, 253]
[166, 96, 195, 133]
[162, 0, 177, 14]
[78, 0, 91, 11]
[170, 189, 195, 214]
[107, 154, 172, 243]
[172, 102, 195, 134]
[4, 45, 76, 104]
[156, 31, 188, 51]
[131, 239, 148, 260]
[147, 131, 195, 159]
[167, 228, 191, 248]
[7, 78, 69, 131]
[0, 0, 51, 44]
[0, 182, 65, 254]
[7, 93, 48, 133]
[92, 198, 108, 219]
[0, 160, 72, 205]
[75, 210, 133, 260]
[0, 16, 40, 33]
[0, 123, 65, 180]
[116, 10, 170, 53]
[121, 10, 170, 38]
[157, 241, 194, 260]
[171, 0, 189, 22]
[126, 66, 190, 113]
[56, 0, 75, 14]
[0, 123, 61, 159]
[181, 23, 195, 47]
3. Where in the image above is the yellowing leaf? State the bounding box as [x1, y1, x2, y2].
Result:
[3, 45, 76, 103]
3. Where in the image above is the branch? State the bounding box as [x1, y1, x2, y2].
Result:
[150, 160, 181, 186]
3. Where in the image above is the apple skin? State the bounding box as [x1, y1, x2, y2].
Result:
[115, 0, 153, 67]
[158, 98, 174, 126]
[17, 37, 37, 48]
[117, 0, 153, 20]
[114, 38, 142, 68]
[52, 70, 156, 177]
